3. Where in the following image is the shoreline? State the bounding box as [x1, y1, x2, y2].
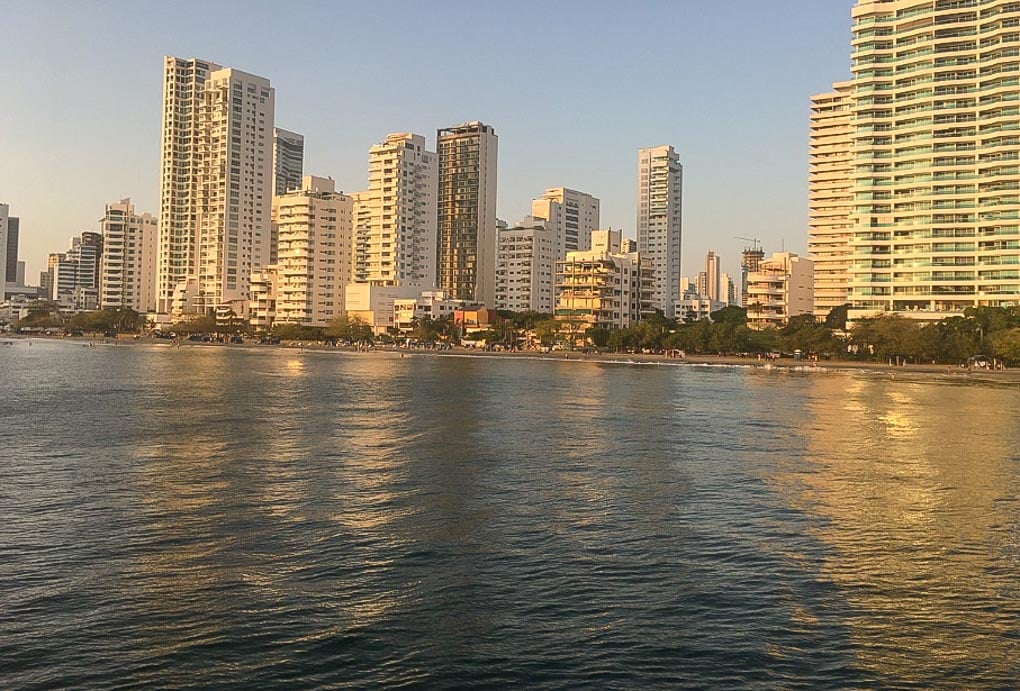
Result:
[10, 333, 1018, 384]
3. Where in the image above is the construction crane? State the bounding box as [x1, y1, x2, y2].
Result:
[735, 236, 762, 251]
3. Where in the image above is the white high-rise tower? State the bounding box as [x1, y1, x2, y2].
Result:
[636, 145, 683, 312]
[353, 132, 438, 288]
[157, 56, 275, 318]
[157, 56, 220, 314]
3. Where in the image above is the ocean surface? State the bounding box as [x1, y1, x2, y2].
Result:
[1, 339, 1019, 689]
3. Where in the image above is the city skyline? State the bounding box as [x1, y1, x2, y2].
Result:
[0, 1, 856, 281]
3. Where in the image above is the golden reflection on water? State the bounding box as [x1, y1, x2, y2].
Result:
[786, 375, 1020, 682]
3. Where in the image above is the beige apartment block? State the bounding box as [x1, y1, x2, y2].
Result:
[193, 67, 275, 317]
[249, 267, 277, 331]
[808, 82, 853, 319]
[436, 122, 498, 306]
[704, 250, 721, 302]
[637, 145, 683, 313]
[353, 133, 437, 289]
[99, 198, 158, 313]
[843, 0, 1020, 321]
[495, 217, 556, 313]
[265, 176, 353, 328]
[555, 229, 655, 330]
[746, 252, 814, 330]
[531, 187, 600, 259]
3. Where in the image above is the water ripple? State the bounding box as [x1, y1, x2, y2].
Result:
[1, 341, 1019, 687]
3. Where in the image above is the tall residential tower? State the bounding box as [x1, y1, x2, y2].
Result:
[807, 82, 853, 319]
[820, 1, 1020, 320]
[353, 132, 437, 288]
[157, 56, 275, 318]
[436, 121, 498, 305]
[157, 56, 221, 314]
[636, 145, 683, 313]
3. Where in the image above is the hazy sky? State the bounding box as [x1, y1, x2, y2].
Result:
[0, 0, 855, 281]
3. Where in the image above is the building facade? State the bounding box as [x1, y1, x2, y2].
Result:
[495, 217, 556, 313]
[157, 56, 221, 314]
[273, 127, 304, 197]
[637, 145, 683, 312]
[0, 204, 9, 289]
[2, 204, 18, 288]
[45, 232, 103, 309]
[353, 133, 437, 289]
[436, 121, 498, 305]
[99, 198, 158, 312]
[704, 250, 721, 302]
[531, 187, 600, 259]
[265, 176, 353, 327]
[675, 297, 725, 323]
[345, 283, 421, 334]
[740, 246, 765, 307]
[192, 67, 275, 317]
[555, 229, 655, 330]
[157, 57, 275, 319]
[826, 1, 1020, 321]
[808, 83, 854, 319]
[746, 252, 814, 330]
[393, 291, 465, 333]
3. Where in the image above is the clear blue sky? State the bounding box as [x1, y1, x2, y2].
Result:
[0, 0, 855, 282]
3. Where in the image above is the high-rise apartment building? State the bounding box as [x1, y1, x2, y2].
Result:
[157, 56, 221, 314]
[531, 187, 600, 259]
[704, 250, 721, 302]
[353, 133, 437, 288]
[0, 203, 9, 288]
[3, 205, 19, 287]
[636, 145, 683, 313]
[193, 67, 275, 316]
[436, 121, 498, 305]
[808, 83, 853, 319]
[251, 176, 353, 328]
[99, 198, 158, 312]
[823, 1, 1020, 320]
[495, 216, 556, 313]
[157, 56, 275, 319]
[273, 128, 304, 197]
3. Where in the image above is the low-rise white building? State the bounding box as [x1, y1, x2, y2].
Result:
[249, 267, 277, 331]
[674, 297, 725, 323]
[345, 283, 421, 334]
[746, 252, 814, 330]
[393, 291, 465, 333]
[495, 217, 556, 313]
